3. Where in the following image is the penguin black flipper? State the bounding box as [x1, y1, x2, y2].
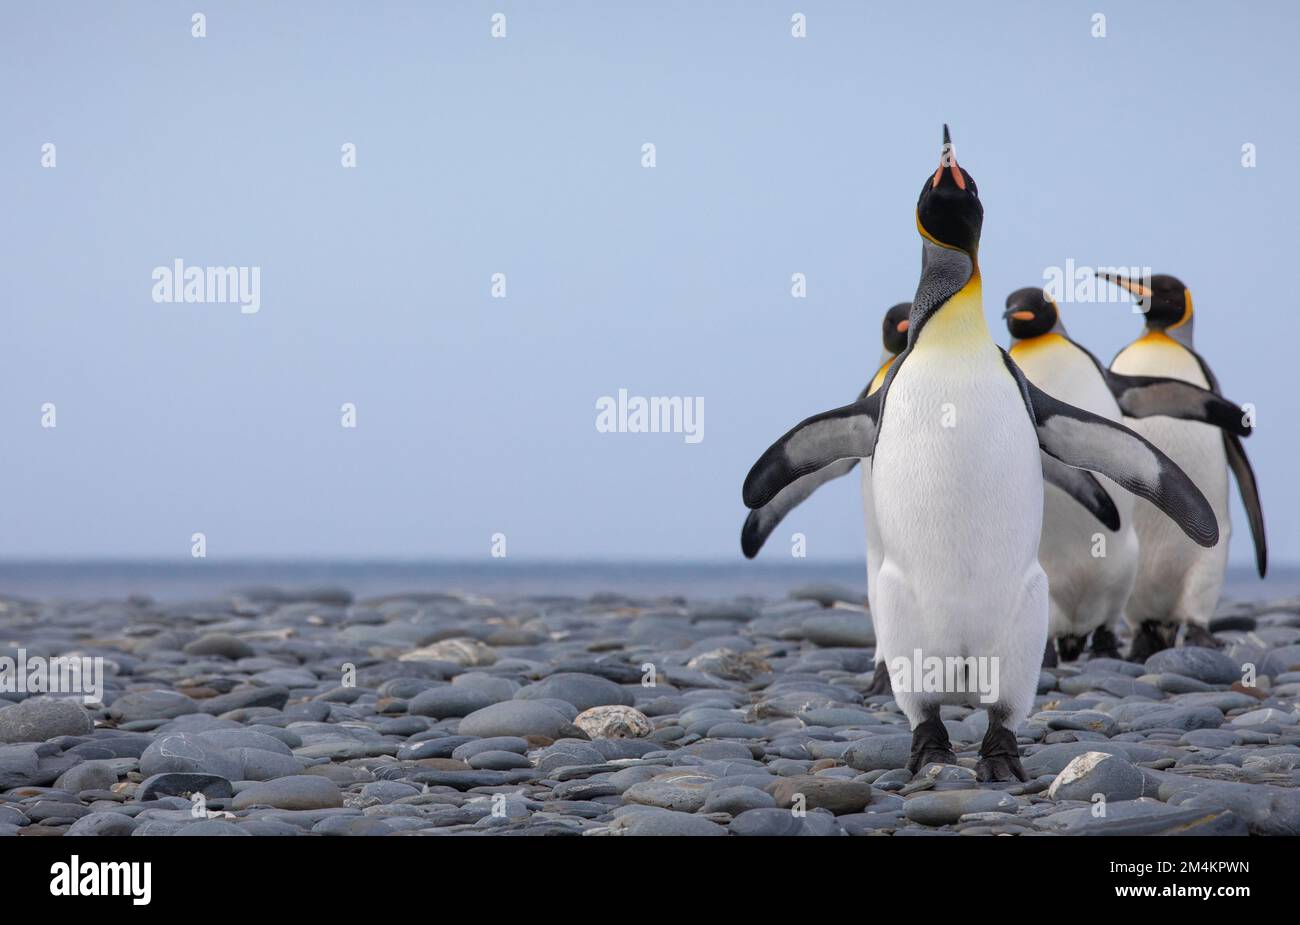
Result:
[1102, 371, 1251, 437]
[1188, 352, 1267, 578]
[742, 390, 884, 510]
[1224, 433, 1267, 576]
[1039, 453, 1121, 531]
[741, 457, 860, 558]
[1000, 350, 1219, 548]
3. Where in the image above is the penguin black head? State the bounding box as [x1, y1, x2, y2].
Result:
[1002, 288, 1060, 340]
[882, 302, 911, 355]
[916, 125, 982, 257]
[1096, 271, 1193, 331]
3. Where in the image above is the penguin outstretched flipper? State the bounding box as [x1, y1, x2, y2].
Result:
[1039, 452, 1121, 531]
[741, 457, 860, 557]
[1013, 368, 1219, 548]
[1103, 372, 1252, 437]
[742, 391, 884, 510]
[1225, 433, 1267, 577]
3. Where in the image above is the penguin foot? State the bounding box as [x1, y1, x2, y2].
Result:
[907, 715, 955, 774]
[1041, 637, 1058, 668]
[1182, 624, 1224, 650]
[1128, 620, 1173, 662]
[1087, 625, 1121, 660]
[976, 724, 1028, 783]
[1056, 634, 1085, 663]
[867, 660, 893, 696]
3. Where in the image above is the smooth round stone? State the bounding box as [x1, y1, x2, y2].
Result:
[408, 686, 502, 719]
[400, 638, 497, 667]
[451, 736, 529, 761]
[573, 705, 653, 739]
[1261, 645, 1300, 678]
[0, 697, 94, 743]
[1181, 728, 1241, 748]
[468, 750, 532, 771]
[137, 772, 234, 801]
[623, 772, 713, 813]
[514, 673, 634, 711]
[1144, 647, 1239, 684]
[798, 613, 874, 648]
[613, 809, 727, 836]
[109, 690, 200, 723]
[1059, 673, 1161, 699]
[53, 760, 118, 793]
[800, 707, 877, 727]
[458, 701, 581, 740]
[200, 686, 291, 715]
[376, 716, 430, 736]
[139, 733, 243, 780]
[706, 722, 768, 739]
[182, 634, 255, 660]
[1040, 798, 1194, 832]
[231, 776, 342, 811]
[702, 785, 776, 815]
[729, 807, 844, 836]
[398, 736, 475, 760]
[766, 777, 875, 815]
[1127, 706, 1224, 733]
[1232, 707, 1298, 726]
[65, 812, 141, 836]
[360, 780, 420, 803]
[904, 791, 1018, 826]
[1039, 710, 1118, 737]
[1048, 751, 1144, 802]
[843, 734, 912, 772]
[1085, 658, 1147, 678]
[1153, 673, 1215, 693]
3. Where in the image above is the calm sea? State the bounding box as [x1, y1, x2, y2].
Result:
[0, 561, 1296, 604]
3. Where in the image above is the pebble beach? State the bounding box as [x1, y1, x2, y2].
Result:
[2, 581, 1299, 837]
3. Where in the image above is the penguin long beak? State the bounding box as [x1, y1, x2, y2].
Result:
[1095, 270, 1152, 299]
[931, 123, 967, 190]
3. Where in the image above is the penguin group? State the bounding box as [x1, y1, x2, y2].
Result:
[739, 127, 1264, 781]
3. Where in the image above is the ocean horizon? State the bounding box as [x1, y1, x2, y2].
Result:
[1, 559, 1294, 604]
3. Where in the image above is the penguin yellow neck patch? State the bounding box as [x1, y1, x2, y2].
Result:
[868, 358, 895, 396]
[917, 273, 989, 350]
[1010, 333, 1070, 357]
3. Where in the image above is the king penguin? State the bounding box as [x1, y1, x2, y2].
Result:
[1100, 271, 1266, 659]
[744, 299, 1122, 695]
[1004, 287, 1251, 664]
[742, 127, 1219, 780]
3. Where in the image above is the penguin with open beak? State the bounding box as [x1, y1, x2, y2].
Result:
[1098, 271, 1265, 659]
[1003, 287, 1252, 665]
[742, 128, 1218, 780]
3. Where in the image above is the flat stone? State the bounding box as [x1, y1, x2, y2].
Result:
[767, 777, 875, 815]
[458, 701, 583, 740]
[0, 697, 94, 743]
[231, 775, 342, 811]
[1047, 751, 1144, 802]
[904, 790, 1018, 826]
[514, 673, 634, 711]
[1144, 647, 1240, 685]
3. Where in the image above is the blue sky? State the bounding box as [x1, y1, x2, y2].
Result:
[1, 0, 1296, 563]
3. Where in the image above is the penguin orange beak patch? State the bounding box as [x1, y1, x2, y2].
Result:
[896, 319, 910, 333]
[931, 150, 967, 190]
[1010, 311, 1034, 321]
[1097, 271, 1152, 299]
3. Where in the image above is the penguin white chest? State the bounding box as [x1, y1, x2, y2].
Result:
[872, 344, 1044, 589]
